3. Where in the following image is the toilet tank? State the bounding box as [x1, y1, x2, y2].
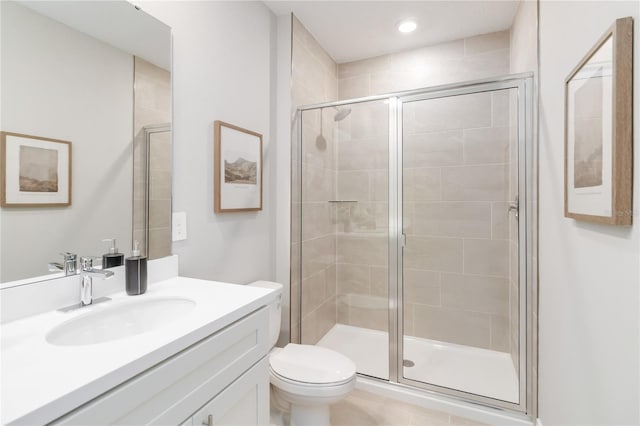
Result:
[248, 280, 282, 348]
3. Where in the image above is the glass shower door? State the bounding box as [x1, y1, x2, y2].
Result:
[299, 99, 391, 380]
[399, 85, 523, 405]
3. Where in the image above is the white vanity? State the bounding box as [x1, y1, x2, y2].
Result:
[1, 256, 277, 425]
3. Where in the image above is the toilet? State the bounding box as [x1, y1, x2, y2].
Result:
[249, 280, 356, 426]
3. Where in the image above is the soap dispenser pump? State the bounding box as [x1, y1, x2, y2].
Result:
[126, 240, 147, 295]
[102, 238, 124, 269]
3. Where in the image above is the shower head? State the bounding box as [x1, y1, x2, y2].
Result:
[334, 107, 351, 122]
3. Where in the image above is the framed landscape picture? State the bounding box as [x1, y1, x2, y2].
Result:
[564, 17, 633, 225]
[214, 121, 262, 212]
[1, 132, 72, 207]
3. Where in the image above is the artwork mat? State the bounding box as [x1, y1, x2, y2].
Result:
[564, 17, 633, 225]
[1, 131, 72, 207]
[565, 49, 613, 214]
[214, 121, 263, 212]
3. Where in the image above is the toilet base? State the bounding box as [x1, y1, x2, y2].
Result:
[290, 404, 330, 426]
[270, 380, 354, 426]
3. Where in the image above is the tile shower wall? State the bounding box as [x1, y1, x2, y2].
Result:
[291, 16, 338, 344]
[335, 31, 513, 352]
[133, 57, 171, 258]
[338, 31, 510, 100]
[334, 101, 389, 333]
[401, 91, 512, 352]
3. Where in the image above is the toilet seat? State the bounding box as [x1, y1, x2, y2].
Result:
[270, 367, 356, 399]
[270, 368, 353, 387]
[269, 344, 356, 385]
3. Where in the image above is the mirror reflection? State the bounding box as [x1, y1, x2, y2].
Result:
[0, 1, 171, 284]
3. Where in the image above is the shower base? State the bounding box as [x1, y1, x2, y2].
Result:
[317, 324, 518, 403]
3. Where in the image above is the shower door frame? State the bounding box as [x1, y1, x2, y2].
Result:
[295, 73, 535, 416]
[391, 76, 534, 414]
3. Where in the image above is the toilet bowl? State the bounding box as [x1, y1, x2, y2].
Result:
[249, 281, 357, 426]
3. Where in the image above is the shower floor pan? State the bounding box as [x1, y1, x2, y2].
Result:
[317, 324, 518, 403]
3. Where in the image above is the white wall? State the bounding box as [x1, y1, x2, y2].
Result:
[0, 1, 132, 282]
[539, 2, 639, 425]
[138, 1, 278, 284]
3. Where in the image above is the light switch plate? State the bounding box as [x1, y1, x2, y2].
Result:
[172, 212, 187, 241]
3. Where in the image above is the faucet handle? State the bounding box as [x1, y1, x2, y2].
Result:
[79, 256, 100, 270]
[50, 252, 78, 275]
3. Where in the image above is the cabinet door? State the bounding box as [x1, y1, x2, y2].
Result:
[193, 358, 269, 426]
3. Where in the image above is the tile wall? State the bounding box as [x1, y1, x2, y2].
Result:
[293, 27, 520, 355]
[334, 100, 390, 333]
[334, 31, 515, 352]
[338, 31, 511, 100]
[290, 16, 339, 344]
[401, 90, 514, 352]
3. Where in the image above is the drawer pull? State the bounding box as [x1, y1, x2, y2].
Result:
[202, 414, 213, 426]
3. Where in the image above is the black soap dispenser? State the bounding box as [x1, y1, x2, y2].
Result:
[102, 238, 124, 269]
[126, 240, 147, 295]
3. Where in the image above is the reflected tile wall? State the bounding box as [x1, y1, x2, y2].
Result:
[133, 57, 171, 259]
[292, 16, 339, 344]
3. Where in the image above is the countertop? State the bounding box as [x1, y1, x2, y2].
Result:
[1, 277, 277, 425]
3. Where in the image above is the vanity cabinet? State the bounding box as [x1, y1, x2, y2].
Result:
[52, 307, 269, 425]
[181, 359, 269, 426]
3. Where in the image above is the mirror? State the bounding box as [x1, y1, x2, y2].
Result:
[0, 1, 171, 284]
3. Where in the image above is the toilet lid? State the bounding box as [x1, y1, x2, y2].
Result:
[270, 344, 356, 385]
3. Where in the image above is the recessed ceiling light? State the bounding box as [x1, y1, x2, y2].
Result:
[397, 20, 417, 33]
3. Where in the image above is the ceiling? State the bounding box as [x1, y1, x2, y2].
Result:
[264, 1, 521, 63]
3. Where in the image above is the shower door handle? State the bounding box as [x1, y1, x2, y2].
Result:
[509, 195, 519, 219]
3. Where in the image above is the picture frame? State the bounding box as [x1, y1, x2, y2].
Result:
[564, 17, 633, 225]
[1, 131, 72, 207]
[214, 121, 262, 212]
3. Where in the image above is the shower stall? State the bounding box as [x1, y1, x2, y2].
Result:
[293, 74, 535, 414]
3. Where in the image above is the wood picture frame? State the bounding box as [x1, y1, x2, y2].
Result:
[1, 131, 72, 207]
[214, 121, 263, 213]
[564, 17, 633, 225]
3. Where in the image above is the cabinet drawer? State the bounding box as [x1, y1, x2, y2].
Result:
[54, 307, 269, 425]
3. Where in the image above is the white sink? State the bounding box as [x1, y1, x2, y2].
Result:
[46, 297, 196, 346]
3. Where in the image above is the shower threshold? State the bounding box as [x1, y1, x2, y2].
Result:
[317, 324, 518, 403]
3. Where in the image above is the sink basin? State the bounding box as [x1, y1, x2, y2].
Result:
[46, 297, 196, 346]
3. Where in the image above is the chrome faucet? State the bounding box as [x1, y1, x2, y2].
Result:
[48, 252, 78, 276]
[79, 256, 114, 306]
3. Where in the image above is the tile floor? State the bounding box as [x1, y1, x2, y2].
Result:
[330, 389, 488, 426]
